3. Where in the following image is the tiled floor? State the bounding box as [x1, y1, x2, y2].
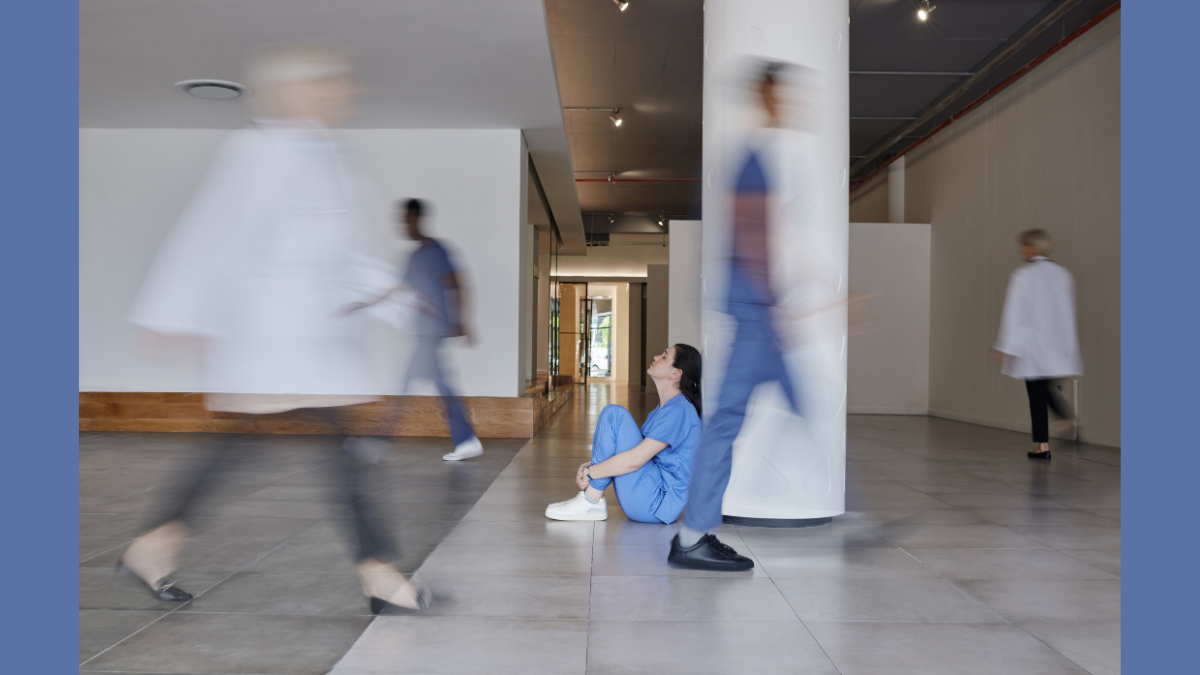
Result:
[81, 385, 1120, 674]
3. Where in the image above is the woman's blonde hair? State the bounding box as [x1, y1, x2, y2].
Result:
[1017, 229, 1053, 257]
[243, 45, 353, 117]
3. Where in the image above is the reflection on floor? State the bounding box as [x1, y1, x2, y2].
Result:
[81, 384, 1120, 675]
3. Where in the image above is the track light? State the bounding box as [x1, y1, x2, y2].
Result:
[610, 111, 623, 127]
[607, 214, 615, 224]
[658, 214, 665, 228]
[917, 1, 935, 21]
[612, 0, 630, 11]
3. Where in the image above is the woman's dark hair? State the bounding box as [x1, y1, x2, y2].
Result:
[672, 343, 703, 418]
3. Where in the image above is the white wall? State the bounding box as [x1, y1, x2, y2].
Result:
[847, 223, 931, 415]
[849, 12, 1121, 447]
[80, 127, 528, 398]
[627, 283, 644, 384]
[645, 264, 669, 390]
[555, 243, 668, 277]
[668, 220, 703, 350]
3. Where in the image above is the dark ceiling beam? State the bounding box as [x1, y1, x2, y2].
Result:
[851, 71, 973, 76]
[848, 0, 1087, 178]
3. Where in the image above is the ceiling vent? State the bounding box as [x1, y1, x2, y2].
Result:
[174, 79, 249, 100]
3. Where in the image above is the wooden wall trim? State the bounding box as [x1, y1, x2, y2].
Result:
[80, 387, 574, 439]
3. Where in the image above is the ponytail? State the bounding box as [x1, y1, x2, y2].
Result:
[672, 343, 703, 418]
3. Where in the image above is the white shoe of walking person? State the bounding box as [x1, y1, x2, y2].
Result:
[443, 436, 484, 461]
[545, 492, 608, 521]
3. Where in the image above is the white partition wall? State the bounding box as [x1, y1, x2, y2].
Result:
[702, 0, 849, 523]
[668, 220, 703, 349]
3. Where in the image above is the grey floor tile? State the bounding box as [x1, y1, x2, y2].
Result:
[736, 519, 893, 548]
[750, 546, 939, 579]
[329, 617, 587, 675]
[589, 576, 798, 622]
[968, 508, 1120, 528]
[441, 520, 595, 547]
[1020, 621, 1121, 675]
[587, 620, 839, 675]
[805, 622, 1092, 674]
[1059, 548, 1121, 577]
[845, 507, 990, 526]
[957, 579, 1121, 623]
[179, 571, 371, 616]
[593, 519, 749, 548]
[79, 609, 165, 663]
[419, 573, 592, 620]
[81, 536, 133, 561]
[83, 612, 373, 674]
[1009, 525, 1121, 550]
[880, 524, 1043, 549]
[775, 577, 1007, 623]
[926, 492, 1067, 509]
[418, 543, 593, 577]
[910, 547, 1117, 580]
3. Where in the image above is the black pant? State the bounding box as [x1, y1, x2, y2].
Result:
[148, 407, 397, 563]
[1025, 379, 1074, 443]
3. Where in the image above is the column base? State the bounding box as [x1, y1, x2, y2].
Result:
[722, 515, 833, 529]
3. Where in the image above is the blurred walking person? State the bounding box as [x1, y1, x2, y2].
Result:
[993, 229, 1083, 459]
[347, 198, 483, 461]
[668, 63, 802, 572]
[119, 45, 430, 613]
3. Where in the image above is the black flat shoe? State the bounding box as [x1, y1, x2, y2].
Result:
[1027, 450, 1052, 460]
[367, 577, 433, 615]
[667, 533, 754, 572]
[115, 559, 193, 602]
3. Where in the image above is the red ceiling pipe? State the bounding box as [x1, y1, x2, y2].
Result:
[575, 178, 701, 182]
[850, 1, 1120, 191]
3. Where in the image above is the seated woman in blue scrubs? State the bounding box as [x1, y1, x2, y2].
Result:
[545, 344, 702, 523]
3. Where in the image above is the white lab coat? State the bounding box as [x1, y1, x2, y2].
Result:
[129, 120, 396, 413]
[994, 257, 1084, 380]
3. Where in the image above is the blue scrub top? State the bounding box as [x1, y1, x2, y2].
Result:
[403, 239, 458, 337]
[641, 393, 702, 523]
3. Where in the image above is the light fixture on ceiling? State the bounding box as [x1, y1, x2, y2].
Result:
[658, 214, 665, 228]
[607, 214, 615, 224]
[917, 1, 936, 21]
[563, 106, 623, 127]
[612, 0, 630, 11]
[175, 79, 249, 100]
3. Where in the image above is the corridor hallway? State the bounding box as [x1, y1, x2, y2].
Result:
[81, 384, 1120, 674]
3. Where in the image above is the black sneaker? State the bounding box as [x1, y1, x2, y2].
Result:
[667, 533, 754, 571]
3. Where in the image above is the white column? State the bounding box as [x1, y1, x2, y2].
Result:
[702, 0, 849, 522]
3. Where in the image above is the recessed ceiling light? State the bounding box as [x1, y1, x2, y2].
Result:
[175, 79, 250, 100]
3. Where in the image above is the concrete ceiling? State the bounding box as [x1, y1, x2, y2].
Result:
[79, 0, 588, 253]
[545, 0, 704, 221]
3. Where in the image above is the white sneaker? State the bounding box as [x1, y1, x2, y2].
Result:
[443, 436, 483, 461]
[545, 492, 608, 521]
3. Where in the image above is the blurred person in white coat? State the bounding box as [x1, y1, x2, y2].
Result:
[118, 45, 430, 614]
[992, 229, 1083, 460]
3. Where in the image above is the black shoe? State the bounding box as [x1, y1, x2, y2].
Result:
[667, 533, 754, 572]
[1027, 450, 1052, 460]
[115, 560, 193, 601]
[367, 576, 433, 615]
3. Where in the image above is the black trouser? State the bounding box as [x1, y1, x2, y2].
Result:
[148, 406, 397, 563]
[1025, 379, 1074, 444]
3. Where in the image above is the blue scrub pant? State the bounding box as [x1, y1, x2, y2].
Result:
[588, 405, 665, 523]
[682, 293, 802, 532]
[399, 336, 475, 445]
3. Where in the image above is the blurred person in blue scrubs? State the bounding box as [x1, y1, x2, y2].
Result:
[993, 229, 1082, 459]
[347, 198, 483, 461]
[668, 62, 804, 572]
[119, 45, 430, 615]
[544, 344, 703, 523]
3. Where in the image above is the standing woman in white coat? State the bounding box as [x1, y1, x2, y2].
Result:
[993, 229, 1083, 459]
[117, 46, 430, 613]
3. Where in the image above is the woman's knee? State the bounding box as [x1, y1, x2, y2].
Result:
[599, 404, 634, 424]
